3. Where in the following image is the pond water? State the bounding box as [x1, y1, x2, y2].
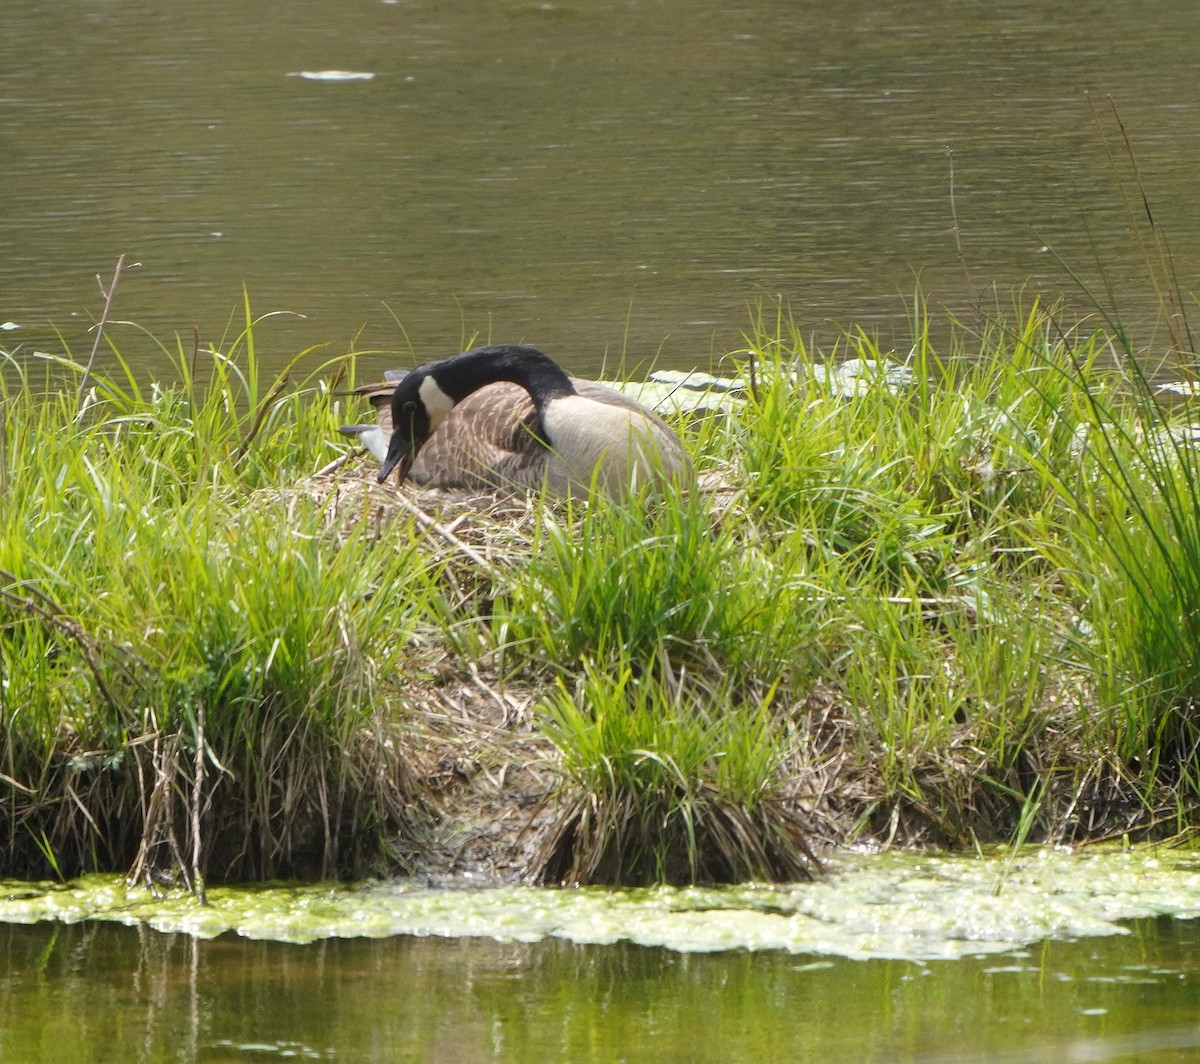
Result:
[4, 1, 1200, 378]
[2, 917, 1200, 1063]
[3, 848, 1200, 1062]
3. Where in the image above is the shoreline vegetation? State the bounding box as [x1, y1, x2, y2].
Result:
[3, 297, 1200, 891]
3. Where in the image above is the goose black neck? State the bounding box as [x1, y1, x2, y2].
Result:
[427, 345, 576, 413]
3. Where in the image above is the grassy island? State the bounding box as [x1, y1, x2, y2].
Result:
[2, 299, 1200, 889]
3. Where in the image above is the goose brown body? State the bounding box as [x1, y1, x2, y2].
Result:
[342, 345, 689, 497]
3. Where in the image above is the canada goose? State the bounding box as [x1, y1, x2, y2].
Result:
[339, 344, 690, 497]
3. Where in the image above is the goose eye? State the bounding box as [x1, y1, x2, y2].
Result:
[402, 400, 418, 415]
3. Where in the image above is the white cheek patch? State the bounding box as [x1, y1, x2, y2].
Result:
[418, 376, 456, 430]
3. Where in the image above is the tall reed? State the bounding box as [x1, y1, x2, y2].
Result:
[0, 314, 443, 882]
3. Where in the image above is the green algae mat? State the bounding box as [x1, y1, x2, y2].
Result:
[4, 846, 1199, 958]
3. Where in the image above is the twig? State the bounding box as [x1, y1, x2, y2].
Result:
[189, 325, 201, 391]
[78, 255, 128, 412]
[385, 489, 502, 576]
[191, 701, 208, 905]
[800, 591, 975, 610]
[1108, 97, 1193, 355]
[127, 731, 194, 895]
[1085, 93, 1193, 358]
[468, 662, 525, 726]
[233, 373, 290, 462]
[314, 450, 358, 478]
[946, 146, 980, 323]
[0, 566, 122, 712]
[0, 771, 35, 795]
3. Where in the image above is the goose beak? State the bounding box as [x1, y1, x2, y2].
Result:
[377, 436, 414, 484]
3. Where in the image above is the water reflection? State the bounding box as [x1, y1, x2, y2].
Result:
[0, 918, 1198, 1062]
[3, 1, 1200, 378]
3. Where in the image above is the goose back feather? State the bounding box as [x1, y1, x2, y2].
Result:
[343, 347, 690, 496]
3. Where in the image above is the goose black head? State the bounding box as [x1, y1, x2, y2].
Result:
[376, 370, 456, 483]
[376, 377, 432, 484]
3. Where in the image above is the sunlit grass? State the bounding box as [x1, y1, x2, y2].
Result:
[1021, 341, 1200, 794]
[449, 292, 1200, 872]
[535, 660, 818, 885]
[492, 483, 829, 684]
[5, 289, 1200, 887]
[0, 312, 447, 883]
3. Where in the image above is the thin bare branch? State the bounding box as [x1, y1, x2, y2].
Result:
[78, 254, 129, 412]
[0, 566, 122, 712]
[234, 373, 290, 461]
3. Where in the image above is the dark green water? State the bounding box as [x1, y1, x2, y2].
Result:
[1, 917, 1198, 1063]
[4, 1, 1200, 376]
[4, 849, 1200, 1063]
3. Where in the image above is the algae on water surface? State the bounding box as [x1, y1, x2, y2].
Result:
[2, 846, 1198, 961]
